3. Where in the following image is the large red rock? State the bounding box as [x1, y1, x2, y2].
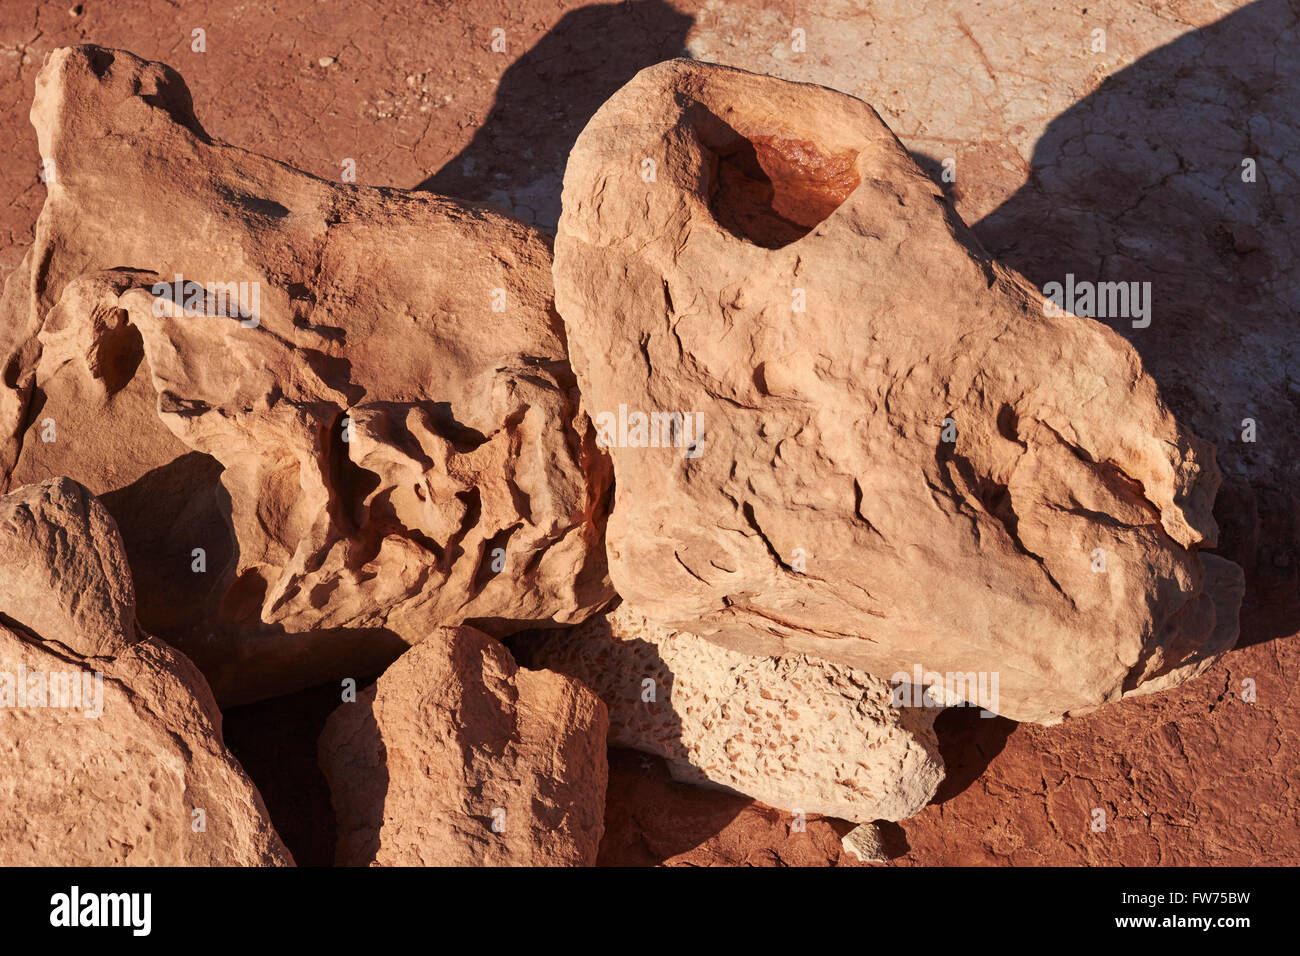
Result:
[0, 478, 291, 865]
[553, 59, 1241, 724]
[318, 625, 608, 866]
[0, 46, 613, 705]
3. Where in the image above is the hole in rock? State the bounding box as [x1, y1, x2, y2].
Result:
[92, 308, 144, 396]
[86, 47, 115, 78]
[695, 108, 861, 249]
[221, 569, 269, 624]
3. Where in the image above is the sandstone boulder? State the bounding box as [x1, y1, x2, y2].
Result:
[0, 46, 613, 705]
[318, 624, 608, 866]
[523, 604, 944, 823]
[0, 477, 291, 865]
[553, 59, 1242, 724]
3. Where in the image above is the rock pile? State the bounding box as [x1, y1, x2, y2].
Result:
[0, 46, 613, 706]
[0, 47, 1242, 866]
[0, 478, 291, 865]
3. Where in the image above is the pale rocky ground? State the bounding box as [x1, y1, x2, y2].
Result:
[0, 0, 1294, 866]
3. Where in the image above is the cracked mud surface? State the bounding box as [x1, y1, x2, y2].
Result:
[3, 0, 1296, 865]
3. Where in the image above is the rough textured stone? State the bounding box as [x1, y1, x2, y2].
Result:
[0, 0, 1292, 871]
[553, 57, 1240, 724]
[318, 624, 608, 866]
[1122, 552, 1244, 698]
[0, 45, 613, 705]
[0, 470, 136, 658]
[523, 604, 944, 822]
[0, 477, 291, 866]
[841, 822, 889, 862]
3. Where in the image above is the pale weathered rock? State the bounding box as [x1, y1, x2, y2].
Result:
[840, 823, 889, 862]
[0, 46, 613, 705]
[524, 604, 943, 823]
[318, 624, 608, 866]
[553, 58, 1242, 724]
[1123, 553, 1245, 698]
[0, 477, 291, 865]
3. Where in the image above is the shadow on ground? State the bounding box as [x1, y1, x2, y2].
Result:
[415, 0, 694, 231]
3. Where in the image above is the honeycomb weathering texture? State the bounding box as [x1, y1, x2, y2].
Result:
[0, 46, 614, 705]
[524, 604, 945, 823]
[553, 58, 1243, 724]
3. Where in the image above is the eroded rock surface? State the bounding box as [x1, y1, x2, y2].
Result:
[318, 624, 608, 866]
[553, 58, 1241, 724]
[0, 0, 1285, 873]
[523, 604, 944, 822]
[0, 477, 291, 866]
[0, 46, 613, 705]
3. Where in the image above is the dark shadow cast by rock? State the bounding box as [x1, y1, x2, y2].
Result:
[414, 0, 695, 232]
[508, 613, 749, 865]
[924, 0, 1299, 651]
[928, 704, 1019, 805]
[101, 450, 233, 640]
[221, 678, 365, 867]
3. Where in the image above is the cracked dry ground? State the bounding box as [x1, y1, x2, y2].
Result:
[3, 0, 1297, 866]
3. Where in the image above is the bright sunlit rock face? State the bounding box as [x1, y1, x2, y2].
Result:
[554, 58, 1241, 725]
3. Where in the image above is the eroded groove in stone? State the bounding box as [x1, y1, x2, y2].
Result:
[0, 46, 615, 704]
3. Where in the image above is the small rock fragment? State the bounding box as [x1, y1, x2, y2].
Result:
[841, 823, 888, 862]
